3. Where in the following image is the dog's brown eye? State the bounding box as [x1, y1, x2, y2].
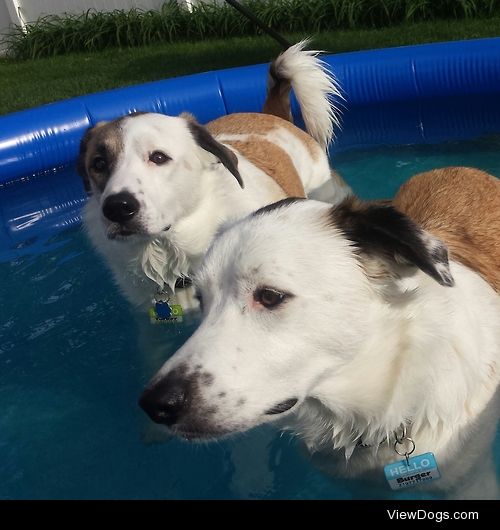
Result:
[92, 157, 107, 172]
[149, 151, 171, 165]
[254, 288, 289, 309]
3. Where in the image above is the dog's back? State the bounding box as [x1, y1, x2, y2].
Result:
[206, 112, 320, 198]
[393, 167, 500, 292]
[206, 41, 351, 206]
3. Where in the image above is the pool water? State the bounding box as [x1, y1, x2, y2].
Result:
[1, 137, 500, 500]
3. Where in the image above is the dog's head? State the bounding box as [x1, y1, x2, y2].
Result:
[77, 112, 242, 240]
[139, 197, 454, 440]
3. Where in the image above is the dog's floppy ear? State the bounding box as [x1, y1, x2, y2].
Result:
[183, 114, 244, 189]
[76, 121, 108, 195]
[331, 198, 454, 287]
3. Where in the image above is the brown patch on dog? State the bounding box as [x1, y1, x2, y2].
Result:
[262, 84, 291, 122]
[393, 167, 500, 292]
[77, 120, 124, 193]
[262, 60, 292, 122]
[206, 113, 320, 159]
[224, 136, 306, 198]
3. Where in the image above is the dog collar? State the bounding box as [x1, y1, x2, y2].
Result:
[356, 422, 413, 449]
[174, 277, 192, 290]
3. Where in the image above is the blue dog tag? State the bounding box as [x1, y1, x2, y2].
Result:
[155, 300, 172, 320]
[149, 302, 184, 324]
[384, 452, 440, 490]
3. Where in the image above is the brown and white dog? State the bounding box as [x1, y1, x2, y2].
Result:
[78, 41, 350, 312]
[140, 167, 500, 499]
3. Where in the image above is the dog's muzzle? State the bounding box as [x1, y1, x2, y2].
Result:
[139, 369, 191, 427]
[102, 191, 140, 224]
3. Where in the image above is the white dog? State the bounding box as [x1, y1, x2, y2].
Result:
[78, 41, 350, 314]
[139, 167, 500, 499]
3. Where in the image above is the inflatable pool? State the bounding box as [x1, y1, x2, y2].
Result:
[3, 38, 500, 180]
[1, 38, 500, 256]
[1, 38, 500, 500]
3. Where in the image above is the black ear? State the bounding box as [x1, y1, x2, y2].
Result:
[77, 126, 95, 194]
[332, 198, 454, 287]
[186, 118, 244, 189]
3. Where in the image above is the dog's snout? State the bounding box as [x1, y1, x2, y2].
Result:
[102, 192, 140, 223]
[139, 371, 191, 426]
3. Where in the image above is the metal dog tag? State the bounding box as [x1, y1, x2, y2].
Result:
[384, 452, 441, 490]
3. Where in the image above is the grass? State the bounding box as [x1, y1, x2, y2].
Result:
[3, 0, 500, 59]
[1, 17, 500, 116]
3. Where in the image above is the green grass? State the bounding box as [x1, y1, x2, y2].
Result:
[1, 17, 499, 116]
[3, 0, 500, 59]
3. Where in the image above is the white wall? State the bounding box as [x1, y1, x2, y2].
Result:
[0, 1, 15, 54]
[0, 0, 223, 55]
[0, 0, 186, 54]
[15, 0, 168, 22]
[0, 1, 10, 29]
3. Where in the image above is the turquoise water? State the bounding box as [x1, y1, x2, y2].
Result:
[1, 137, 499, 499]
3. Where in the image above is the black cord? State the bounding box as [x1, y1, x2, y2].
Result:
[223, 0, 292, 50]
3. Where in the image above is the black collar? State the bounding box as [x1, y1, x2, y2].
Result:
[175, 277, 192, 290]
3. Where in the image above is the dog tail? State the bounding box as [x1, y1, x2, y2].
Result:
[262, 39, 342, 151]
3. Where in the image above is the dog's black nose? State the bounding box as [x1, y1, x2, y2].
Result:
[139, 371, 190, 426]
[102, 192, 140, 223]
